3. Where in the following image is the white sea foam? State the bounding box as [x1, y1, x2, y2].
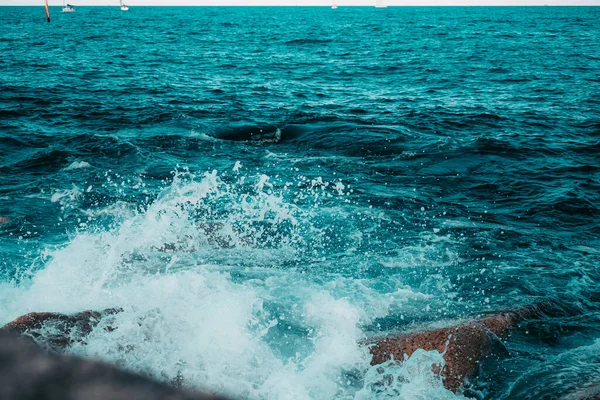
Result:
[50, 185, 83, 205]
[64, 160, 91, 171]
[356, 350, 464, 400]
[0, 171, 457, 400]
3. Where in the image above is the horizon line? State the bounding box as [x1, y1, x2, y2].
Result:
[3, 0, 600, 6]
[3, 3, 599, 5]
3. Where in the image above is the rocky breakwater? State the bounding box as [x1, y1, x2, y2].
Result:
[2, 303, 574, 398]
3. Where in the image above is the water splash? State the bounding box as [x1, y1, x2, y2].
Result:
[0, 170, 448, 399]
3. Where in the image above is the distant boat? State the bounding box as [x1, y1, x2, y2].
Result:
[62, 0, 75, 12]
[331, 1, 338, 9]
[44, 0, 50, 22]
[375, 0, 387, 7]
[120, 0, 129, 11]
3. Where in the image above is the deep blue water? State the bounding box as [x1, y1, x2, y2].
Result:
[1, 6, 600, 399]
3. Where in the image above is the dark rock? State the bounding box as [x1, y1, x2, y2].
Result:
[0, 332, 228, 400]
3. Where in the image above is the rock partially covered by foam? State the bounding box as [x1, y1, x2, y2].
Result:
[0, 332, 228, 400]
[367, 306, 545, 392]
[0, 308, 121, 353]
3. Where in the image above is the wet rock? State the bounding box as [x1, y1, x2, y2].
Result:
[0, 216, 8, 224]
[0, 332, 228, 400]
[367, 306, 545, 392]
[0, 308, 121, 353]
[369, 321, 494, 391]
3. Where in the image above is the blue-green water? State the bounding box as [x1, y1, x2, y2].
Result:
[1, 6, 600, 399]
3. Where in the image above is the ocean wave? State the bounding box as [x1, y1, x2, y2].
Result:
[0, 170, 455, 399]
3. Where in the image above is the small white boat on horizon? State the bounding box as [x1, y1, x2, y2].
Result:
[331, 1, 338, 9]
[62, 0, 75, 12]
[120, 0, 129, 11]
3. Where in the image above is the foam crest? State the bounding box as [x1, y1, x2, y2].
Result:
[50, 185, 83, 206]
[64, 160, 91, 171]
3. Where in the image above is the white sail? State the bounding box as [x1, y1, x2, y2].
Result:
[120, 0, 129, 11]
[332, 0, 338, 8]
[375, 0, 387, 7]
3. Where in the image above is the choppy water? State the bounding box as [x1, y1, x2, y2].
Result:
[1, 5, 600, 399]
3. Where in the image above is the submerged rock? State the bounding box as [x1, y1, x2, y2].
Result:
[367, 306, 545, 392]
[155, 222, 250, 252]
[0, 332, 227, 400]
[564, 381, 600, 400]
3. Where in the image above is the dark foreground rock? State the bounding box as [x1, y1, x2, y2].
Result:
[0, 332, 228, 400]
[367, 306, 545, 392]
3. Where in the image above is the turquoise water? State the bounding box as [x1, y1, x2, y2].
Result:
[1, 6, 600, 399]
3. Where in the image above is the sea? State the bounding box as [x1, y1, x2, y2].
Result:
[1, 5, 599, 399]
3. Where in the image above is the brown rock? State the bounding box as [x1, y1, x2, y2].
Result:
[0, 308, 121, 353]
[367, 306, 545, 392]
